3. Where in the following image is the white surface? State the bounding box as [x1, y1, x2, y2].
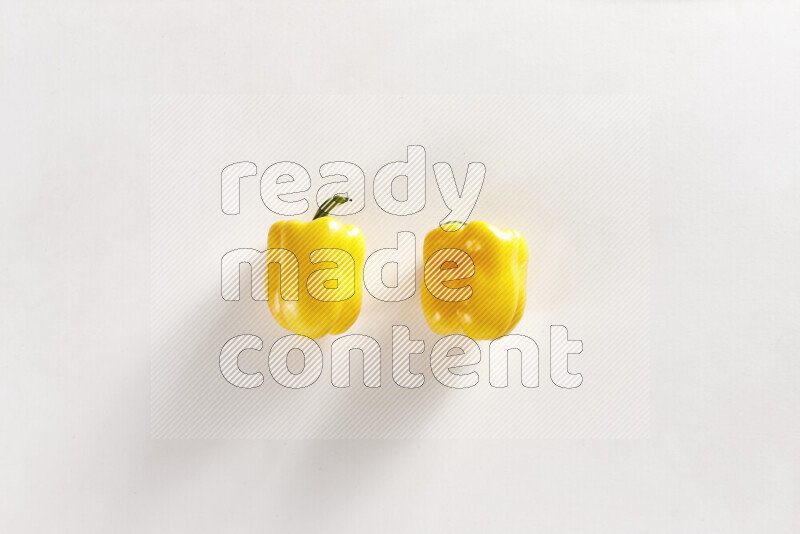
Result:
[1, 1, 798, 532]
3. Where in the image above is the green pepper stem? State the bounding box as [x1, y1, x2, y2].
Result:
[313, 195, 351, 220]
[441, 220, 467, 229]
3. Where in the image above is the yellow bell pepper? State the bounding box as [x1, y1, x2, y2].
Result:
[422, 221, 529, 340]
[267, 196, 365, 339]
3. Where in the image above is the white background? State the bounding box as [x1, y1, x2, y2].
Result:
[1, 1, 798, 532]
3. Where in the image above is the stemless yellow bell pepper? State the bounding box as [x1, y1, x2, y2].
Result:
[267, 196, 365, 339]
[422, 221, 529, 340]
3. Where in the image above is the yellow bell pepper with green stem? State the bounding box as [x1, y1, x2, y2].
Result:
[267, 196, 365, 339]
[422, 221, 529, 340]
